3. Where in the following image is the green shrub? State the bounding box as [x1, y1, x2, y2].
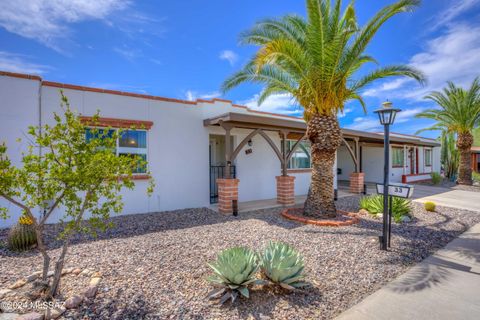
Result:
[424, 201, 436, 212]
[430, 172, 442, 185]
[359, 195, 411, 223]
[260, 241, 308, 290]
[473, 171, 480, 183]
[207, 247, 260, 304]
[7, 216, 37, 251]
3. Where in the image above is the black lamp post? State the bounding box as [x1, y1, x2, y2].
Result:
[374, 101, 401, 251]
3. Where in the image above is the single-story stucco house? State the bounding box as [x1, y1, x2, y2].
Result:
[0, 71, 441, 228]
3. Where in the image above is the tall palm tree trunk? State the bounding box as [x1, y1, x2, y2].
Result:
[304, 114, 342, 218]
[457, 132, 473, 185]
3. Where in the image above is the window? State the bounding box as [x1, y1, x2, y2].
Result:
[286, 140, 311, 169]
[86, 128, 148, 174]
[392, 147, 404, 167]
[425, 148, 432, 167]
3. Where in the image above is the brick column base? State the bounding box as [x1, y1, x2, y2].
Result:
[217, 178, 239, 214]
[276, 175, 296, 206]
[349, 172, 365, 194]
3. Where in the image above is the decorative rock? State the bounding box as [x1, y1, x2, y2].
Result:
[16, 312, 44, 320]
[44, 306, 66, 320]
[0, 288, 13, 298]
[358, 209, 369, 215]
[80, 269, 91, 277]
[8, 278, 27, 289]
[400, 215, 412, 223]
[72, 268, 82, 275]
[64, 295, 83, 309]
[62, 268, 73, 275]
[91, 271, 102, 278]
[89, 277, 101, 286]
[26, 272, 41, 282]
[377, 213, 383, 219]
[83, 285, 98, 298]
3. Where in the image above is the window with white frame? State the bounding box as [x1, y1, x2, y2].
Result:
[392, 147, 404, 167]
[86, 128, 148, 173]
[424, 148, 432, 166]
[286, 140, 311, 169]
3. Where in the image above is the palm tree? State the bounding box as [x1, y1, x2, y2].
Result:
[222, 0, 425, 218]
[416, 78, 480, 185]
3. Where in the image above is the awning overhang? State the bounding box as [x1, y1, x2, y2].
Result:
[204, 112, 440, 147]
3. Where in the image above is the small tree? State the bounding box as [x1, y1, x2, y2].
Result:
[0, 92, 154, 297]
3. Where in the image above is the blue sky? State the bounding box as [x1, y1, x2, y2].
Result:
[1, 0, 479, 139]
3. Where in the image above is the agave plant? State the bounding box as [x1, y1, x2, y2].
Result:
[207, 247, 261, 304]
[260, 241, 308, 290]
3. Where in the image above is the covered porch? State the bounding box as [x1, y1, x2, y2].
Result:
[203, 112, 370, 214]
[204, 112, 440, 214]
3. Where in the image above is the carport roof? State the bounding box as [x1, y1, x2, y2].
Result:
[203, 112, 440, 147]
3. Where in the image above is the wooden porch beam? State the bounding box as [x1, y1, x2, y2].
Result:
[342, 137, 359, 173]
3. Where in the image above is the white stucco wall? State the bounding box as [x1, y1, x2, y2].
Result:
[0, 76, 41, 228]
[0, 73, 439, 228]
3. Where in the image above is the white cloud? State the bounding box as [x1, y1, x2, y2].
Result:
[238, 93, 301, 116]
[114, 46, 142, 61]
[0, 0, 131, 51]
[219, 50, 238, 66]
[346, 107, 425, 132]
[0, 51, 50, 75]
[362, 22, 480, 101]
[430, 0, 480, 31]
[363, 78, 410, 98]
[184, 90, 221, 101]
[338, 107, 353, 118]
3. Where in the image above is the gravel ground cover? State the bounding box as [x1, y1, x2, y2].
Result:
[1, 195, 479, 319]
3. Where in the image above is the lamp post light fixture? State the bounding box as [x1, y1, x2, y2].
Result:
[374, 101, 401, 251]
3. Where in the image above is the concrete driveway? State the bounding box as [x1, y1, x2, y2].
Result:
[411, 185, 480, 212]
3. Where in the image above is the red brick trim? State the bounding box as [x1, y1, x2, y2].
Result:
[118, 174, 151, 180]
[0, 71, 42, 81]
[80, 116, 153, 130]
[281, 208, 360, 227]
[131, 174, 151, 180]
[43, 81, 198, 105]
[401, 173, 432, 183]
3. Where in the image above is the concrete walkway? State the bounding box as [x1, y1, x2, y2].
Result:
[336, 222, 480, 320]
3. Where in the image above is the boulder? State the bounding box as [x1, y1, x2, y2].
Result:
[8, 278, 27, 289]
[44, 307, 66, 320]
[64, 295, 83, 309]
[83, 285, 98, 298]
[16, 312, 44, 320]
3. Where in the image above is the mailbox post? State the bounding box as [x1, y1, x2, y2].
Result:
[376, 183, 414, 248]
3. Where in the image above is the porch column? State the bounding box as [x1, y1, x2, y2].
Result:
[276, 175, 296, 206]
[224, 126, 232, 179]
[217, 178, 239, 214]
[349, 172, 365, 194]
